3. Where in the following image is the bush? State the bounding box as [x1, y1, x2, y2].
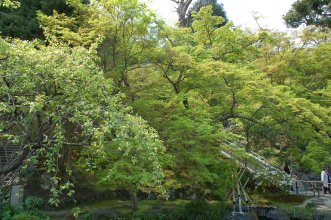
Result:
[137, 200, 229, 220]
[253, 167, 293, 193]
[2, 206, 14, 220]
[260, 147, 278, 159]
[10, 212, 42, 220]
[23, 196, 44, 211]
[2, 209, 49, 220]
[178, 200, 228, 220]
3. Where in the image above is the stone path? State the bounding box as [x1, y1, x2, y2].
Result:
[298, 195, 331, 211]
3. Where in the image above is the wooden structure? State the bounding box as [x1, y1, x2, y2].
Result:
[227, 166, 254, 216]
[292, 180, 327, 197]
[221, 142, 329, 200]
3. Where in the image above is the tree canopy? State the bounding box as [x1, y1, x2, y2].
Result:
[0, 0, 330, 211]
[0, 39, 165, 206]
[0, 0, 89, 40]
[187, 0, 228, 27]
[284, 0, 331, 28]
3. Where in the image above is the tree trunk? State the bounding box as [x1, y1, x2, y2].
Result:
[131, 191, 138, 210]
[130, 190, 138, 219]
[178, 10, 187, 27]
[173, 0, 193, 27]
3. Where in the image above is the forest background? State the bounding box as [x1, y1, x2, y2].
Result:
[0, 0, 330, 214]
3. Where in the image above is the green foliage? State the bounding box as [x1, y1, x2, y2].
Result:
[71, 207, 81, 218]
[301, 141, 331, 172]
[260, 147, 279, 159]
[175, 200, 228, 220]
[38, 0, 160, 88]
[0, 0, 78, 39]
[192, 5, 224, 46]
[284, 0, 331, 28]
[136, 200, 229, 220]
[128, 67, 233, 197]
[187, 0, 228, 27]
[277, 203, 315, 220]
[0, 38, 164, 206]
[0, 0, 20, 8]
[37, 0, 99, 47]
[1, 0, 330, 207]
[2, 206, 49, 220]
[23, 196, 44, 211]
[10, 212, 42, 220]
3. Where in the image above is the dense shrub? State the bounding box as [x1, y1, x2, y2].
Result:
[80, 200, 229, 220]
[137, 200, 230, 220]
[23, 196, 44, 211]
[1, 196, 48, 220]
[253, 167, 293, 193]
[11, 212, 42, 220]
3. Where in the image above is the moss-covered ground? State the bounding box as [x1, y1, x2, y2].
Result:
[251, 191, 314, 219]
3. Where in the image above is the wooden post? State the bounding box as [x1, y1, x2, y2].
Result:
[231, 167, 236, 212]
[323, 182, 325, 197]
[236, 184, 243, 213]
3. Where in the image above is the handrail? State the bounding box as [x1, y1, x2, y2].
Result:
[292, 180, 326, 197]
[221, 139, 282, 172]
[220, 140, 331, 198]
[220, 150, 255, 173]
[220, 147, 279, 173]
[295, 180, 323, 183]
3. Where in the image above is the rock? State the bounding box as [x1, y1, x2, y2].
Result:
[313, 212, 331, 220]
[144, 208, 163, 216]
[231, 212, 259, 220]
[247, 211, 259, 220]
[266, 209, 290, 220]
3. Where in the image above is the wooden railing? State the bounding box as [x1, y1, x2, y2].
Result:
[220, 140, 329, 199]
[220, 149, 256, 173]
[220, 140, 282, 172]
[292, 180, 327, 197]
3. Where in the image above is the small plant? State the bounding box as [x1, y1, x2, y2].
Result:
[23, 196, 44, 211]
[72, 207, 81, 219]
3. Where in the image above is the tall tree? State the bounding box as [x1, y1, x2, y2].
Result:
[187, 0, 228, 27]
[0, 39, 164, 206]
[0, 0, 84, 40]
[171, 0, 193, 27]
[39, 0, 160, 89]
[284, 0, 331, 28]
